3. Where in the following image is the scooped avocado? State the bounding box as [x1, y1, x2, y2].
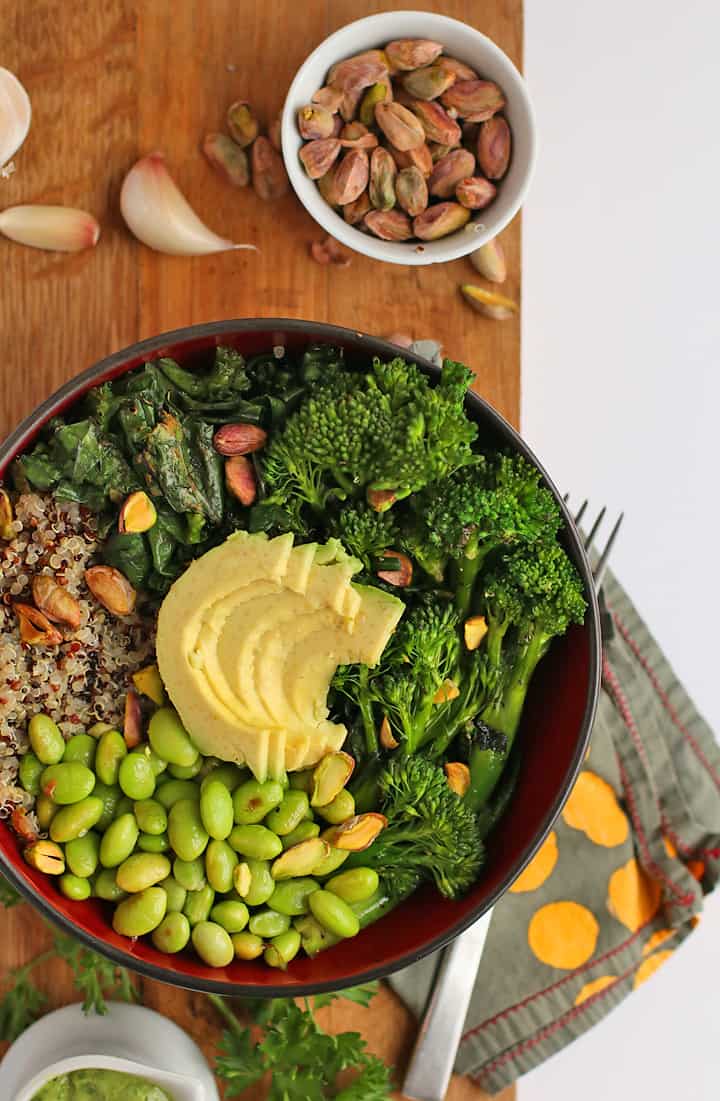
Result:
[32, 1067, 172, 1100]
[156, 531, 404, 780]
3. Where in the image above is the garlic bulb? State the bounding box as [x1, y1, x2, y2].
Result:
[0, 205, 100, 251]
[120, 152, 255, 255]
[0, 68, 31, 171]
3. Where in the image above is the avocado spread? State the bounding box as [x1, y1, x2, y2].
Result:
[156, 531, 404, 781]
[32, 1067, 173, 1100]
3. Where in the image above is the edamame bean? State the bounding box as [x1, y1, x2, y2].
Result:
[155, 780, 200, 809]
[168, 759, 203, 780]
[145, 748, 168, 777]
[312, 839, 350, 878]
[183, 884, 215, 926]
[19, 752, 44, 796]
[168, 799, 208, 862]
[62, 734, 96, 769]
[288, 769, 313, 793]
[50, 796, 104, 843]
[114, 795, 134, 819]
[133, 799, 167, 835]
[280, 820, 320, 850]
[293, 914, 339, 956]
[113, 886, 167, 937]
[59, 873, 92, 901]
[93, 782, 122, 831]
[138, 832, 170, 853]
[248, 909, 291, 938]
[205, 839, 238, 893]
[173, 856, 206, 892]
[148, 708, 199, 768]
[315, 788, 355, 825]
[159, 875, 187, 913]
[326, 867, 379, 904]
[94, 867, 128, 902]
[264, 929, 301, 970]
[268, 877, 319, 916]
[192, 920, 234, 968]
[152, 911, 191, 954]
[65, 832, 100, 878]
[118, 752, 156, 801]
[41, 762, 95, 805]
[234, 859, 274, 906]
[35, 793, 57, 831]
[28, 714, 65, 765]
[200, 763, 245, 794]
[99, 813, 139, 868]
[308, 889, 359, 938]
[264, 790, 310, 836]
[231, 931, 264, 960]
[116, 852, 171, 893]
[210, 900, 250, 934]
[228, 824, 283, 861]
[233, 780, 284, 825]
[200, 780, 234, 840]
[95, 730, 127, 787]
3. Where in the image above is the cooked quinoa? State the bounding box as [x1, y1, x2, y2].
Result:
[0, 492, 156, 814]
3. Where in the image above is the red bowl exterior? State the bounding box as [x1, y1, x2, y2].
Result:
[0, 319, 601, 996]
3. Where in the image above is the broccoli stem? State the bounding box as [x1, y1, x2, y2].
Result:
[452, 554, 482, 616]
[357, 666, 378, 757]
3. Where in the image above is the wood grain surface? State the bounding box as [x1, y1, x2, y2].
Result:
[0, 2, 521, 1098]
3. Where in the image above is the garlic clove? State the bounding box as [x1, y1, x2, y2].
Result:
[120, 152, 255, 256]
[0, 68, 31, 170]
[0, 205, 100, 251]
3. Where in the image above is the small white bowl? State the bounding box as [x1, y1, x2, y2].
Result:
[281, 10, 536, 266]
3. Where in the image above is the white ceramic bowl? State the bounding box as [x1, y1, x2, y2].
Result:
[281, 10, 536, 266]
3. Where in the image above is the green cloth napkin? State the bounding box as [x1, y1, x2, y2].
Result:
[388, 568, 720, 1093]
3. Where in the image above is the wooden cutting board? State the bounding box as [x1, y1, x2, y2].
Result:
[0, 2, 521, 1098]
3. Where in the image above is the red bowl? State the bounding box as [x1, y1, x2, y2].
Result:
[0, 319, 600, 996]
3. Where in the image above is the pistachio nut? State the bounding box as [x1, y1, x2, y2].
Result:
[379, 715, 399, 750]
[297, 104, 336, 141]
[225, 455, 257, 505]
[441, 80, 505, 122]
[408, 100, 462, 146]
[376, 550, 413, 587]
[401, 63, 456, 101]
[85, 565, 137, 616]
[339, 86, 363, 124]
[342, 190, 371, 225]
[312, 86, 344, 113]
[14, 602, 63, 646]
[251, 136, 289, 201]
[202, 133, 249, 188]
[364, 208, 413, 241]
[463, 614, 489, 650]
[0, 488, 14, 540]
[395, 165, 429, 216]
[478, 116, 512, 179]
[428, 141, 456, 163]
[359, 81, 389, 126]
[462, 121, 480, 151]
[436, 56, 479, 82]
[445, 762, 470, 796]
[385, 38, 443, 72]
[325, 813, 387, 852]
[369, 146, 397, 210]
[413, 201, 470, 240]
[25, 839, 65, 874]
[310, 236, 351, 267]
[124, 688, 143, 748]
[428, 148, 476, 199]
[132, 663, 166, 706]
[226, 100, 259, 148]
[455, 176, 497, 210]
[299, 137, 342, 180]
[374, 102, 425, 151]
[12, 806, 39, 844]
[311, 751, 355, 808]
[271, 837, 330, 879]
[339, 122, 378, 150]
[118, 490, 157, 534]
[317, 164, 343, 207]
[333, 149, 370, 205]
[327, 50, 388, 89]
[367, 488, 398, 511]
[32, 574, 82, 629]
[434, 679, 460, 703]
[388, 141, 434, 178]
[461, 284, 519, 320]
[269, 116, 282, 152]
[213, 423, 268, 456]
[470, 238, 507, 283]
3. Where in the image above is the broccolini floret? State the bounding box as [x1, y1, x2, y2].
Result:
[329, 504, 398, 570]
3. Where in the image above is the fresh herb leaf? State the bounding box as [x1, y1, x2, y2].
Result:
[312, 981, 379, 1010]
[214, 1026, 266, 1095]
[0, 965, 47, 1041]
[333, 1056, 393, 1100]
[53, 932, 136, 1015]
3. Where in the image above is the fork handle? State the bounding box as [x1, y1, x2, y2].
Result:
[402, 909, 493, 1101]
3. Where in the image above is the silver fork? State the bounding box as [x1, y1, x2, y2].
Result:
[402, 503, 624, 1101]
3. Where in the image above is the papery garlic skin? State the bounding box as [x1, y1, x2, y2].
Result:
[0, 68, 31, 170]
[0, 205, 100, 251]
[121, 152, 255, 255]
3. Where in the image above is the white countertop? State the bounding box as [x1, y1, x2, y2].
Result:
[519, 0, 720, 1096]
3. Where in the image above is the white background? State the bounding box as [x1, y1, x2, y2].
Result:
[520, 0, 720, 1097]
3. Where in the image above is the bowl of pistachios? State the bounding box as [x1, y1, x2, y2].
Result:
[281, 11, 536, 266]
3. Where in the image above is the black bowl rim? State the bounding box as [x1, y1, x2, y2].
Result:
[0, 318, 601, 997]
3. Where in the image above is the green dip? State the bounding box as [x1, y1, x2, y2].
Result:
[31, 1067, 174, 1101]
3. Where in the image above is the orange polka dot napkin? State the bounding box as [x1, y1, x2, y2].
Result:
[389, 568, 720, 1093]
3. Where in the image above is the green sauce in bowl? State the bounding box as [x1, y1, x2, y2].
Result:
[32, 1067, 173, 1101]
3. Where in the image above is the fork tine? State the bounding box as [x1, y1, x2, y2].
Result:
[592, 512, 624, 590]
[584, 506, 606, 552]
[573, 499, 588, 526]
